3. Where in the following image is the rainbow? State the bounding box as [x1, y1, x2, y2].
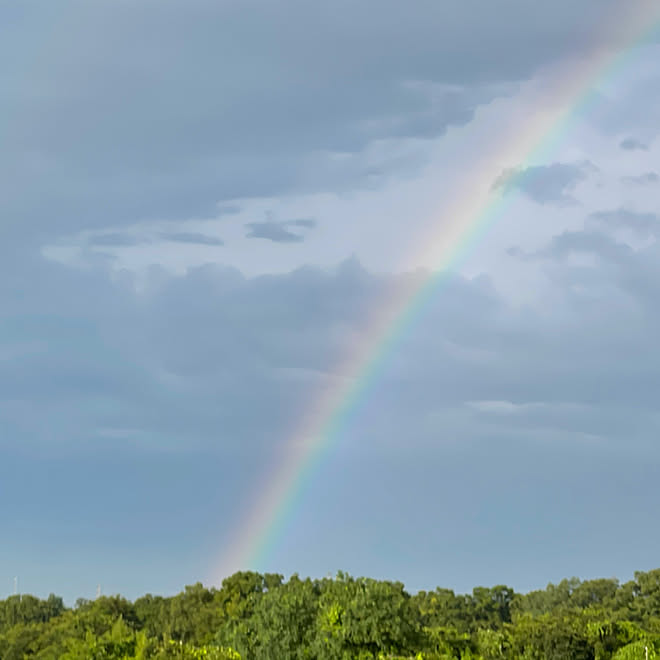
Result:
[214, 1, 660, 581]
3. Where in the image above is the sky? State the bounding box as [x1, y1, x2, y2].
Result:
[2, 0, 660, 604]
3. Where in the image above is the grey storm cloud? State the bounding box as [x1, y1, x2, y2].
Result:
[4, 217, 660, 457]
[588, 208, 660, 238]
[87, 230, 225, 247]
[288, 219, 317, 229]
[536, 230, 632, 263]
[621, 171, 660, 185]
[159, 232, 224, 246]
[87, 233, 150, 247]
[0, 0, 629, 249]
[507, 208, 660, 266]
[619, 136, 648, 151]
[492, 161, 595, 205]
[245, 219, 317, 243]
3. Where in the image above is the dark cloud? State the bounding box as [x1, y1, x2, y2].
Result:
[0, 0, 626, 247]
[492, 161, 595, 205]
[588, 208, 660, 238]
[619, 136, 648, 151]
[0, 253, 380, 454]
[4, 213, 660, 456]
[536, 230, 631, 263]
[505, 246, 526, 258]
[160, 232, 224, 246]
[87, 233, 149, 247]
[621, 171, 659, 185]
[245, 218, 316, 243]
[288, 218, 317, 229]
[245, 222, 303, 243]
[4, 238, 660, 461]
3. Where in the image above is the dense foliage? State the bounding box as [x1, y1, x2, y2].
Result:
[3, 569, 660, 658]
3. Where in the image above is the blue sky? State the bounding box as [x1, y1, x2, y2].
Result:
[2, 0, 660, 603]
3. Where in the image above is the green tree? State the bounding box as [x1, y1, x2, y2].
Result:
[313, 572, 421, 659]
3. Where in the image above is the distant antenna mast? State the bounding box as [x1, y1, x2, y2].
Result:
[96, 584, 101, 599]
[13, 576, 18, 596]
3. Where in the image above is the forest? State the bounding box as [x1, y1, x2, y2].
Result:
[2, 568, 660, 659]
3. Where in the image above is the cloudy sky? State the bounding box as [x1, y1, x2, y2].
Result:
[2, 0, 660, 603]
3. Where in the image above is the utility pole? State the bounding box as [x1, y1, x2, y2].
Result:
[96, 584, 101, 599]
[13, 576, 17, 596]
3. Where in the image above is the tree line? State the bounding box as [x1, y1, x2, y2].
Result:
[2, 568, 660, 658]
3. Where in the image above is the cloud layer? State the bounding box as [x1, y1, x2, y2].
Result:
[1, 0, 631, 249]
[3, 0, 660, 603]
[493, 161, 595, 205]
[5, 201, 660, 595]
[245, 218, 317, 243]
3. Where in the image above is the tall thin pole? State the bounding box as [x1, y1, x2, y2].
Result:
[13, 576, 17, 596]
